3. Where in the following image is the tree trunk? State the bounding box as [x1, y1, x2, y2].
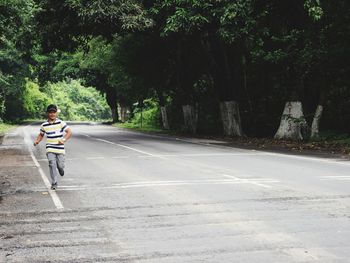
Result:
[160, 106, 170, 130]
[220, 101, 244, 137]
[182, 104, 198, 134]
[110, 106, 118, 123]
[242, 54, 253, 112]
[106, 88, 118, 123]
[119, 104, 128, 123]
[274, 101, 308, 140]
[156, 89, 169, 130]
[0, 89, 5, 122]
[311, 105, 323, 139]
[310, 85, 325, 139]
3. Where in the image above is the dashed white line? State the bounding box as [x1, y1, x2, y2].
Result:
[61, 178, 74, 181]
[58, 185, 87, 188]
[93, 138, 168, 160]
[320, 176, 350, 181]
[112, 156, 130, 159]
[222, 174, 275, 188]
[49, 178, 280, 191]
[256, 152, 350, 166]
[85, 157, 105, 160]
[136, 153, 263, 158]
[321, 175, 350, 178]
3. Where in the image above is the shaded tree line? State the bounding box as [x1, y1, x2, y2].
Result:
[1, 0, 349, 140]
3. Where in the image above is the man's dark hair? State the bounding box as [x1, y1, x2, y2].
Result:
[46, 104, 58, 112]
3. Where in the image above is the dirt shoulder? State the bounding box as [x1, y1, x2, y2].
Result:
[0, 128, 52, 211]
[0, 124, 18, 145]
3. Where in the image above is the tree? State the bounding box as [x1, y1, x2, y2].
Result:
[0, 0, 37, 121]
[150, 0, 256, 136]
[79, 37, 120, 122]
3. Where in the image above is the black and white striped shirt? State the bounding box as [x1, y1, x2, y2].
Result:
[40, 119, 69, 154]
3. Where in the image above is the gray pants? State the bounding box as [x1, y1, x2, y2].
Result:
[46, 152, 65, 184]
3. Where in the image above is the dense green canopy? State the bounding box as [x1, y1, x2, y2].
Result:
[1, 0, 349, 139]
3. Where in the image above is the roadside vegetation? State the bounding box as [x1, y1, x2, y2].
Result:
[0, 123, 17, 135]
[1, 0, 349, 151]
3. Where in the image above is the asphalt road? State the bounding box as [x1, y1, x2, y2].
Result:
[1, 123, 350, 262]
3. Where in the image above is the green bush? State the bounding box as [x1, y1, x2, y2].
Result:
[29, 79, 112, 121]
[0, 123, 17, 135]
[128, 99, 161, 128]
[23, 80, 52, 118]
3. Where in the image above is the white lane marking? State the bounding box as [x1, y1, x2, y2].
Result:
[28, 145, 64, 210]
[0, 164, 36, 167]
[254, 152, 350, 167]
[111, 179, 279, 186]
[24, 125, 64, 210]
[40, 156, 126, 161]
[222, 174, 274, 188]
[87, 126, 350, 168]
[61, 178, 74, 181]
[321, 175, 350, 178]
[112, 156, 130, 159]
[320, 176, 350, 181]
[49, 178, 279, 191]
[172, 134, 350, 167]
[93, 138, 168, 160]
[136, 153, 263, 158]
[38, 157, 80, 162]
[58, 185, 87, 188]
[83, 134, 281, 189]
[39, 153, 261, 161]
[4, 132, 17, 136]
[137, 155, 157, 158]
[86, 157, 105, 160]
[84, 129, 350, 168]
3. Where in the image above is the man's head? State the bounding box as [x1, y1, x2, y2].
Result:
[46, 104, 58, 121]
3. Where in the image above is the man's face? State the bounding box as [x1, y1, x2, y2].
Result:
[48, 111, 57, 121]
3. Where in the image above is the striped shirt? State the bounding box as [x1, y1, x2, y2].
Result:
[40, 119, 69, 154]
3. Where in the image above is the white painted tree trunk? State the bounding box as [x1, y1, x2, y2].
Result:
[311, 105, 323, 138]
[160, 106, 170, 130]
[274, 101, 308, 140]
[182, 104, 198, 134]
[120, 106, 128, 123]
[219, 101, 244, 137]
[0, 91, 5, 122]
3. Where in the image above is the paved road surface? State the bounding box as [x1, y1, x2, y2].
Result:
[1, 123, 350, 262]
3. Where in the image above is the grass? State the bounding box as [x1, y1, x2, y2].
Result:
[311, 131, 350, 146]
[326, 137, 350, 146]
[0, 123, 17, 135]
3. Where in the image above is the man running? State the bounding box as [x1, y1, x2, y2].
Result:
[34, 104, 72, 190]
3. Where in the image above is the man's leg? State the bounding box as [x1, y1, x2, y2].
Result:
[56, 154, 65, 176]
[47, 152, 58, 187]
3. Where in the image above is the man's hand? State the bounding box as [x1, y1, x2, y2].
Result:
[58, 138, 66, 144]
[34, 133, 44, 146]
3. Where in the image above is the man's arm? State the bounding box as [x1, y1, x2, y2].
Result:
[59, 127, 72, 144]
[34, 133, 44, 146]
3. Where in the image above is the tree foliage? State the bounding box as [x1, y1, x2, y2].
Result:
[1, 0, 349, 139]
